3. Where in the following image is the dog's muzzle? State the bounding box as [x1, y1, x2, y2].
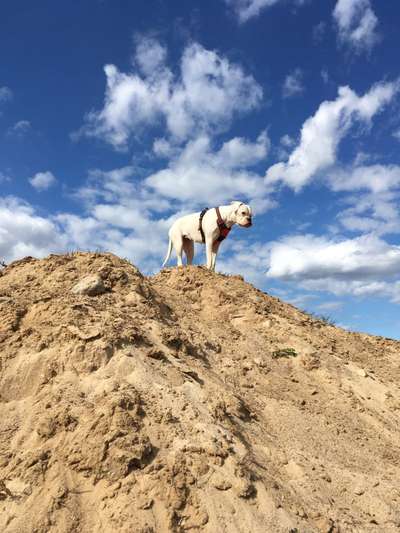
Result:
[242, 219, 252, 227]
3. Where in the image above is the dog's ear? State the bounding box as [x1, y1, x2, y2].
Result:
[230, 200, 243, 210]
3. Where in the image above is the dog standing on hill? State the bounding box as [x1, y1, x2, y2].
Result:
[162, 201, 253, 271]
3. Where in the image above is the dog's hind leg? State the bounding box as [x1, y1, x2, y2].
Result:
[183, 238, 194, 265]
[173, 237, 184, 266]
[169, 227, 184, 267]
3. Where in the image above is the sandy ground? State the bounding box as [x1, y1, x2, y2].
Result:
[0, 252, 399, 533]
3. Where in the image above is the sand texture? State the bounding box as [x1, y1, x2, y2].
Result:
[0, 252, 399, 532]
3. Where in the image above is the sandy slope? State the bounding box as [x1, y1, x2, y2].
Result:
[0, 252, 399, 533]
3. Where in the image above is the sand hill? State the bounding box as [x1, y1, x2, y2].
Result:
[0, 252, 399, 533]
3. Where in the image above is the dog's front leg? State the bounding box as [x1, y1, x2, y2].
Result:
[211, 241, 220, 271]
[205, 238, 214, 269]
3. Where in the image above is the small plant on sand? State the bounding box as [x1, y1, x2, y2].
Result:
[305, 311, 337, 327]
[316, 314, 336, 326]
[272, 347, 298, 359]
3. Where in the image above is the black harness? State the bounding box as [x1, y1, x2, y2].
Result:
[199, 208, 209, 243]
[199, 207, 231, 243]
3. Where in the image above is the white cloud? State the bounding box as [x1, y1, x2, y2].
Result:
[57, 166, 183, 270]
[7, 120, 31, 137]
[266, 233, 400, 303]
[0, 86, 13, 103]
[225, 0, 307, 23]
[77, 40, 262, 149]
[337, 190, 400, 235]
[56, 211, 170, 271]
[0, 187, 174, 272]
[267, 233, 400, 281]
[393, 128, 400, 142]
[333, 0, 379, 53]
[301, 278, 400, 304]
[152, 138, 178, 159]
[280, 134, 296, 148]
[0, 197, 66, 262]
[328, 163, 400, 235]
[282, 68, 304, 99]
[330, 164, 400, 193]
[134, 36, 167, 77]
[29, 171, 57, 191]
[276, 134, 296, 160]
[145, 132, 271, 208]
[225, 0, 280, 23]
[265, 80, 399, 191]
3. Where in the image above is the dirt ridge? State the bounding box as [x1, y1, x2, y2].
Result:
[0, 252, 399, 533]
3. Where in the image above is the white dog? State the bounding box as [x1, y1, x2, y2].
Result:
[162, 201, 253, 270]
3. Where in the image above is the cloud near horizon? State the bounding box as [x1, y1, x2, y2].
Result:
[266, 233, 400, 303]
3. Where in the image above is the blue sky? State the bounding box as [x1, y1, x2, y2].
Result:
[1, 0, 400, 339]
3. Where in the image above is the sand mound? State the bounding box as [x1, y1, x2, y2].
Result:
[0, 252, 399, 532]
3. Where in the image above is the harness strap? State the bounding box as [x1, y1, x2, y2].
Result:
[199, 207, 232, 244]
[199, 207, 209, 243]
[215, 207, 231, 242]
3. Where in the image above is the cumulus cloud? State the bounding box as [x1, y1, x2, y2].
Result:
[225, 0, 307, 23]
[337, 190, 400, 235]
[77, 39, 262, 149]
[327, 163, 400, 235]
[76, 165, 171, 214]
[265, 80, 399, 191]
[7, 120, 31, 137]
[145, 132, 272, 208]
[133, 36, 167, 76]
[0, 126, 274, 269]
[29, 171, 57, 191]
[280, 134, 296, 148]
[266, 233, 400, 302]
[301, 279, 400, 304]
[0, 186, 174, 272]
[267, 233, 400, 280]
[59, 166, 184, 270]
[330, 164, 400, 193]
[282, 68, 304, 99]
[333, 0, 379, 53]
[0, 197, 66, 262]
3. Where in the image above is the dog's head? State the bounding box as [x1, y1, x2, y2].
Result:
[231, 201, 253, 227]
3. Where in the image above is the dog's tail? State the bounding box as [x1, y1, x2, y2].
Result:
[162, 238, 173, 268]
